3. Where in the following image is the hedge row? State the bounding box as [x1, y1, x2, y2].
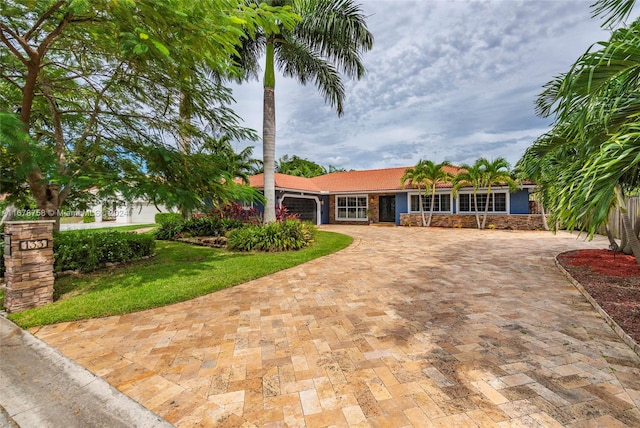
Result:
[155, 216, 243, 240]
[155, 212, 182, 225]
[0, 230, 155, 277]
[54, 230, 155, 273]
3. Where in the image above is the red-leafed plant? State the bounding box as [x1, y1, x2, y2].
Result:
[275, 205, 300, 222]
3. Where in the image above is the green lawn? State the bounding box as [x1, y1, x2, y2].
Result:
[8, 230, 352, 329]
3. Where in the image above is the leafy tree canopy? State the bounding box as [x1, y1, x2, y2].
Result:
[0, 0, 298, 229]
[276, 155, 327, 177]
[516, 0, 640, 261]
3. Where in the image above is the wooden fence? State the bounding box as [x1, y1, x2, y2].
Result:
[598, 196, 640, 239]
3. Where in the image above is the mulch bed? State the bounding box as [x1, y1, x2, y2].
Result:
[557, 249, 640, 344]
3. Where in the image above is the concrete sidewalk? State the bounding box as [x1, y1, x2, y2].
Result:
[0, 316, 172, 427]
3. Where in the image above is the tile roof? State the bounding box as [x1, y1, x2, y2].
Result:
[248, 173, 323, 192]
[248, 165, 466, 193]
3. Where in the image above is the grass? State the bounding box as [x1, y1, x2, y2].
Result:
[8, 230, 352, 329]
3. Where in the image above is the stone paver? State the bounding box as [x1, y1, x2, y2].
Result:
[32, 227, 640, 426]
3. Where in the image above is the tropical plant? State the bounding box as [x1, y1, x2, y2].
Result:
[401, 161, 429, 227]
[0, 0, 298, 231]
[423, 160, 453, 227]
[517, 0, 640, 263]
[237, 0, 373, 223]
[478, 158, 518, 229]
[401, 160, 452, 227]
[227, 219, 315, 251]
[452, 161, 486, 229]
[277, 155, 327, 177]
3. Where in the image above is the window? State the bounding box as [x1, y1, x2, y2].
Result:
[409, 194, 451, 213]
[458, 193, 507, 213]
[336, 195, 367, 220]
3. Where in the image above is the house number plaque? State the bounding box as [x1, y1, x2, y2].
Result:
[19, 239, 49, 251]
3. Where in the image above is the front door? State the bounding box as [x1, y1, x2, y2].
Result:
[379, 196, 396, 223]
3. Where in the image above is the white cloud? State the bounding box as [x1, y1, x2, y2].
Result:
[229, 0, 631, 171]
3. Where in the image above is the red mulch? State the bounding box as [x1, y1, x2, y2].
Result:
[557, 249, 640, 344]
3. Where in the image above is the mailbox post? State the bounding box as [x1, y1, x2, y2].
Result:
[3, 221, 55, 313]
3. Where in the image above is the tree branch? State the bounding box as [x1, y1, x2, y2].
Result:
[0, 23, 29, 65]
[41, 78, 67, 176]
[37, 11, 72, 58]
[0, 70, 21, 90]
[24, 0, 66, 41]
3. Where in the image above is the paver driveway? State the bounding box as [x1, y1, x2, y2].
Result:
[33, 226, 640, 427]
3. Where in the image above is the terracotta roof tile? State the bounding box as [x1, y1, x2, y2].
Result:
[248, 173, 322, 192]
[248, 166, 466, 193]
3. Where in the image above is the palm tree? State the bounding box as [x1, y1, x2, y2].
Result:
[522, 0, 640, 263]
[452, 161, 485, 229]
[479, 157, 518, 229]
[422, 160, 453, 227]
[401, 160, 451, 227]
[238, 0, 373, 223]
[401, 161, 429, 227]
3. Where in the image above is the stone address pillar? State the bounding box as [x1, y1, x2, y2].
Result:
[3, 221, 55, 313]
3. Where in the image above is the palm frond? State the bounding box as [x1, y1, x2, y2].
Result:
[292, 0, 373, 79]
[591, 0, 636, 28]
[276, 40, 346, 115]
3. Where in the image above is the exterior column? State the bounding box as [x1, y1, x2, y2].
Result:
[3, 221, 55, 313]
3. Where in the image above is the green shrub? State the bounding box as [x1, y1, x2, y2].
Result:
[54, 230, 155, 272]
[182, 217, 223, 237]
[155, 216, 244, 240]
[82, 211, 95, 223]
[155, 219, 184, 240]
[227, 220, 316, 252]
[155, 212, 182, 225]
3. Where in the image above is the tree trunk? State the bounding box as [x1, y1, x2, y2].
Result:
[604, 224, 620, 252]
[539, 197, 550, 231]
[419, 187, 426, 227]
[32, 183, 62, 232]
[620, 214, 640, 255]
[615, 185, 640, 265]
[427, 185, 435, 227]
[481, 190, 491, 229]
[473, 192, 481, 229]
[262, 42, 277, 223]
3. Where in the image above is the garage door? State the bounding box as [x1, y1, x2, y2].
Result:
[282, 197, 317, 224]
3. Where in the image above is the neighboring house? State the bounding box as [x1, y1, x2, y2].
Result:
[247, 166, 543, 229]
[89, 198, 176, 225]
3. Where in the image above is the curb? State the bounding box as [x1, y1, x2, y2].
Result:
[555, 257, 640, 358]
[0, 316, 174, 428]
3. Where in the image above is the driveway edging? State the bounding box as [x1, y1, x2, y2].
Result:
[555, 257, 640, 358]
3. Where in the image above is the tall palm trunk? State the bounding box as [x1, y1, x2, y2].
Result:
[472, 192, 481, 229]
[540, 200, 550, 231]
[263, 41, 277, 223]
[481, 188, 491, 229]
[615, 185, 640, 265]
[427, 184, 436, 227]
[419, 186, 426, 227]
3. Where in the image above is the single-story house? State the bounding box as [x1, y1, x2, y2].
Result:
[246, 166, 544, 230]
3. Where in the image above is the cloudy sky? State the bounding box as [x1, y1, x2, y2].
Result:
[229, 0, 627, 171]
